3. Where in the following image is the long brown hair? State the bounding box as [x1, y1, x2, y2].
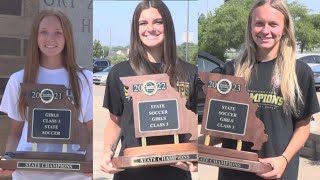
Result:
[129, 0, 185, 86]
[18, 10, 84, 119]
[234, 0, 302, 115]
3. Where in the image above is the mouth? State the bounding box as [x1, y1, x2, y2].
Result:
[44, 45, 57, 48]
[144, 34, 160, 40]
[258, 36, 272, 42]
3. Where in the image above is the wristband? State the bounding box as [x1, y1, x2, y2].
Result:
[109, 145, 115, 158]
[281, 154, 288, 164]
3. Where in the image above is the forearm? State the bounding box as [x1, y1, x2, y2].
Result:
[282, 117, 311, 162]
[5, 134, 21, 153]
[5, 121, 24, 153]
[85, 140, 93, 161]
[85, 120, 93, 161]
[103, 113, 121, 153]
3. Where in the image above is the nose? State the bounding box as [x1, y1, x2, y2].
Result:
[261, 24, 271, 34]
[45, 32, 56, 41]
[147, 23, 155, 32]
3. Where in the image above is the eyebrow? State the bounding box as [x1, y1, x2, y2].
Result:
[39, 28, 62, 30]
[139, 18, 163, 21]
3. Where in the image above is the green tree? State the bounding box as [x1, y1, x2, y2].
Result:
[274, 2, 320, 53]
[199, 0, 254, 61]
[109, 54, 128, 65]
[292, 9, 320, 53]
[199, 0, 320, 59]
[93, 39, 103, 58]
[177, 42, 198, 65]
[102, 46, 109, 57]
[111, 46, 127, 52]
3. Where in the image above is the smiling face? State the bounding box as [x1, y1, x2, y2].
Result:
[37, 16, 65, 60]
[138, 7, 164, 51]
[251, 4, 285, 55]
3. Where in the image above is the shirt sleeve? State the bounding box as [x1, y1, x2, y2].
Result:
[294, 61, 320, 121]
[103, 68, 124, 116]
[0, 73, 23, 121]
[81, 70, 93, 123]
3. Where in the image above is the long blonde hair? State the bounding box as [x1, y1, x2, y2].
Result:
[234, 0, 302, 115]
[18, 10, 85, 119]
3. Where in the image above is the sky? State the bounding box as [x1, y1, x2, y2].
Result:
[93, 0, 320, 47]
[93, 0, 199, 47]
[198, 0, 320, 16]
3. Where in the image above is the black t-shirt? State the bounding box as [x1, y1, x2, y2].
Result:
[218, 59, 319, 180]
[103, 60, 198, 180]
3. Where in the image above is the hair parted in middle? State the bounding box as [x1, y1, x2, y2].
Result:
[234, 0, 302, 115]
[18, 9, 88, 119]
[129, 0, 185, 87]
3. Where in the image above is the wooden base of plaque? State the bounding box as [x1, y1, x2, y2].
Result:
[112, 143, 198, 169]
[0, 152, 92, 173]
[198, 144, 272, 173]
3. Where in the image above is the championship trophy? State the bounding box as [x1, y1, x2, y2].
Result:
[112, 74, 198, 168]
[0, 84, 92, 172]
[198, 72, 272, 173]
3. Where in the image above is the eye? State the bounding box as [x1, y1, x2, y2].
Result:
[39, 30, 48, 34]
[269, 22, 278, 27]
[139, 21, 147, 26]
[55, 31, 63, 35]
[255, 21, 264, 27]
[155, 19, 163, 25]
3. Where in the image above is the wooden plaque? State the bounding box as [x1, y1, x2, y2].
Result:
[0, 84, 92, 173]
[112, 74, 198, 168]
[120, 74, 197, 139]
[22, 84, 88, 150]
[198, 72, 272, 173]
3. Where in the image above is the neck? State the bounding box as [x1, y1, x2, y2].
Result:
[40, 54, 64, 69]
[256, 44, 279, 62]
[146, 47, 163, 63]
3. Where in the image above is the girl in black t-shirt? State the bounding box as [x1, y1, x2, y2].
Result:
[100, 1, 198, 180]
[218, 1, 319, 180]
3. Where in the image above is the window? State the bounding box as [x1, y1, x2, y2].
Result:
[0, 37, 20, 56]
[0, 0, 22, 16]
[198, 56, 219, 72]
[101, 61, 109, 66]
[299, 55, 320, 64]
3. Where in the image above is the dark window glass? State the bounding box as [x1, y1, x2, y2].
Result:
[0, 37, 20, 56]
[198, 57, 219, 72]
[101, 61, 108, 66]
[0, 0, 22, 16]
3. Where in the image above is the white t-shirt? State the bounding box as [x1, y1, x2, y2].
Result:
[0, 66, 93, 180]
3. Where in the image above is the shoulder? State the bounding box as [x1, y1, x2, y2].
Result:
[108, 61, 132, 77]
[296, 60, 312, 71]
[10, 69, 24, 80]
[7, 69, 24, 85]
[111, 61, 131, 72]
[296, 60, 313, 76]
[79, 69, 93, 78]
[77, 68, 93, 85]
